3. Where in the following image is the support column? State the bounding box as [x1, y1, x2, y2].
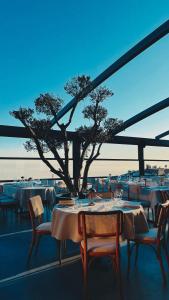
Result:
[138, 145, 145, 176]
[72, 139, 81, 191]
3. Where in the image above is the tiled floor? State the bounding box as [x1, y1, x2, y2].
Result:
[0, 208, 169, 300]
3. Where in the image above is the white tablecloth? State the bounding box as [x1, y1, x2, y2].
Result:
[1, 181, 41, 197]
[51, 200, 148, 242]
[15, 186, 56, 210]
[127, 184, 169, 208]
[138, 186, 169, 208]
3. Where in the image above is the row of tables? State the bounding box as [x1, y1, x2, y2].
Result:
[1, 179, 169, 242]
[1, 179, 169, 211]
[125, 182, 169, 208]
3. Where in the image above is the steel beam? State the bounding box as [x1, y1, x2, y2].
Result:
[155, 130, 169, 139]
[1, 125, 169, 147]
[107, 135, 169, 147]
[0, 125, 76, 140]
[111, 97, 169, 135]
[51, 20, 169, 127]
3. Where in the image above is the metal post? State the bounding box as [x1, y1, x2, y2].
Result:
[72, 139, 81, 191]
[138, 145, 145, 176]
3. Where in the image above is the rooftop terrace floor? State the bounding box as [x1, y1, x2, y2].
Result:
[0, 209, 169, 300]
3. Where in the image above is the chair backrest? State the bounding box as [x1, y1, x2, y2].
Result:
[160, 190, 169, 204]
[78, 210, 123, 254]
[96, 191, 113, 199]
[28, 196, 44, 230]
[156, 200, 169, 240]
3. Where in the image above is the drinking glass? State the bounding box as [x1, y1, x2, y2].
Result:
[114, 189, 123, 205]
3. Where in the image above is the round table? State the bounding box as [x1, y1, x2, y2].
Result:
[15, 186, 56, 210]
[51, 199, 149, 242]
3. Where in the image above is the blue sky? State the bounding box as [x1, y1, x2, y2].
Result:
[0, 0, 169, 163]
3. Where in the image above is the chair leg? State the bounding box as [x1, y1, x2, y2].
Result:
[151, 208, 155, 223]
[162, 241, 169, 268]
[57, 240, 62, 265]
[157, 250, 167, 286]
[28, 232, 36, 259]
[135, 243, 139, 266]
[63, 240, 67, 255]
[115, 255, 123, 300]
[35, 235, 41, 255]
[83, 254, 88, 298]
[147, 208, 150, 221]
[112, 256, 117, 274]
[127, 240, 131, 276]
[167, 222, 169, 242]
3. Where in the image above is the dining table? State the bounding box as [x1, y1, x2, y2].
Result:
[138, 186, 169, 208]
[126, 184, 169, 208]
[110, 181, 169, 209]
[15, 186, 56, 210]
[1, 181, 41, 197]
[51, 199, 149, 243]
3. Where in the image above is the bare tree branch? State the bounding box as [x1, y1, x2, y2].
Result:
[10, 75, 122, 195]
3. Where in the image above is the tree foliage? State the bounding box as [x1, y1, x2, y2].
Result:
[10, 75, 123, 194]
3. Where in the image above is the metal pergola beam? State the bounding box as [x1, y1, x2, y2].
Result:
[1, 125, 169, 148]
[111, 97, 169, 135]
[107, 135, 169, 147]
[155, 130, 169, 139]
[0, 125, 76, 141]
[50, 20, 169, 127]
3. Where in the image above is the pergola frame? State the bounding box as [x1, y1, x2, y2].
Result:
[1, 124, 169, 178]
[156, 130, 169, 140]
[0, 21, 169, 179]
[51, 20, 169, 126]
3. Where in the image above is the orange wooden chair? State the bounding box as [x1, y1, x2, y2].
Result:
[96, 191, 113, 199]
[28, 195, 62, 264]
[160, 190, 169, 203]
[78, 210, 123, 297]
[127, 200, 169, 285]
[159, 190, 169, 240]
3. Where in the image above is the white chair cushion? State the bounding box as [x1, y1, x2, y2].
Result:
[81, 237, 117, 254]
[36, 222, 51, 232]
[134, 228, 158, 242]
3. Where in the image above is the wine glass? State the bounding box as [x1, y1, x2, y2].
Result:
[114, 189, 123, 205]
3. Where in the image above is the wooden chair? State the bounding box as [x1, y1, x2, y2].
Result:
[127, 200, 169, 285]
[159, 190, 169, 240]
[28, 195, 62, 264]
[128, 185, 153, 222]
[160, 190, 169, 203]
[78, 210, 123, 297]
[96, 191, 113, 199]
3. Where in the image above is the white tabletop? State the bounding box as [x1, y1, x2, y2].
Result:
[51, 199, 148, 242]
[15, 186, 56, 210]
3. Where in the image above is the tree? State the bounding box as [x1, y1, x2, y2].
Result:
[11, 75, 122, 195]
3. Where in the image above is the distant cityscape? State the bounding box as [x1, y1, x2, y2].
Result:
[0, 161, 169, 182]
[125, 164, 169, 178]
